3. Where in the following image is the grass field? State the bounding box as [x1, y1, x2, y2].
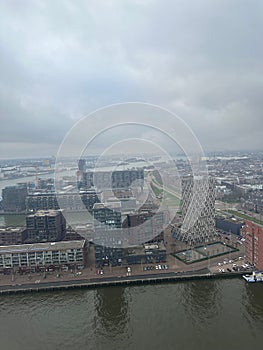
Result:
[227, 210, 263, 226]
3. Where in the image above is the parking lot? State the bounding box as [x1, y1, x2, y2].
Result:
[143, 264, 169, 271]
[210, 256, 254, 274]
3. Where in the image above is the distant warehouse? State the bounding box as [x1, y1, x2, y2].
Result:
[0, 240, 87, 273]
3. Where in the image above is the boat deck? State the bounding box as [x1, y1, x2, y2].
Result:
[243, 273, 263, 282]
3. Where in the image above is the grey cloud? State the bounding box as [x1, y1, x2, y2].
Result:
[0, 0, 262, 158]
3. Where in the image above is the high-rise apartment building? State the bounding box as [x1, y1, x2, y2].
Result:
[243, 220, 263, 270]
[78, 159, 86, 172]
[179, 176, 216, 245]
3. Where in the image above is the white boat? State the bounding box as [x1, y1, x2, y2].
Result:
[243, 271, 263, 283]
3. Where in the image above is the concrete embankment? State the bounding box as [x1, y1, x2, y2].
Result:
[0, 271, 245, 295]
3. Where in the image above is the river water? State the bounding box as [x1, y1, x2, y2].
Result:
[0, 279, 262, 350]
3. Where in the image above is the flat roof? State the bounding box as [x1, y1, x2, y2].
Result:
[125, 242, 166, 255]
[93, 202, 121, 210]
[0, 227, 26, 233]
[0, 240, 85, 254]
[27, 210, 63, 217]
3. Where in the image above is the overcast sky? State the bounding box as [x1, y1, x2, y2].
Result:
[0, 0, 263, 158]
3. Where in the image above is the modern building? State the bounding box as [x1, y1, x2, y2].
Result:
[2, 184, 28, 212]
[64, 227, 84, 241]
[100, 189, 137, 211]
[0, 227, 27, 246]
[93, 202, 124, 267]
[124, 243, 166, 265]
[77, 159, 87, 186]
[70, 224, 94, 242]
[78, 159, 86, 172]
[82, 169, 144, 190]
[243, 220, 263, 270]
[95, 241, 166, 268]
[93, 202, 122, 232]
[94, 245, 124, 268]
[179, 176, 216, 245]
[216, 216, 244, 235]
[0, 240, 87, 273]
[26, 193, 59, 211]
[26, 210, 66, 243]
[93, 201, 165, 266]
[26, 190, 99, 212]
[123, 210, 164, 245]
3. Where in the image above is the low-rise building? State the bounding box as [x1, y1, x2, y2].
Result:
[124, 242, 166, 265]
[0, 240, 87, 273]
[216, 216, 244, 235]
[94, 242, 167, 267]
[0, 227, 27, 245]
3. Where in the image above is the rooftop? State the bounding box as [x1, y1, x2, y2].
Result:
[0, 227, 26, 233]
[93, 202, 122, 210]
[27, 209, 64, 217]
[0, 240, 85, 254]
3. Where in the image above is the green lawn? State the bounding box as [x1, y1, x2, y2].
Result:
[227, 210, 263, 226]
[150, 182, 181, 208]
[150, 183, 163, 197]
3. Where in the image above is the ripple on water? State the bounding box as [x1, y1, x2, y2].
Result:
[0, 279, 263, 350]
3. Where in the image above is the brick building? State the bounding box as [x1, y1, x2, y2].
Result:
[243, 220, 263, 270]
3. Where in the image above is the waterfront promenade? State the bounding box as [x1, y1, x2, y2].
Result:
[0, 268, 245, 295]
[0, 247, 249, 296]
[0, 235, 248, 295]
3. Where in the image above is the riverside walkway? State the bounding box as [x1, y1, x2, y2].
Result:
[0, 269, 245, 295]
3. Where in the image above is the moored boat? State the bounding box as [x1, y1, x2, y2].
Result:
[243, 271, 263, 283]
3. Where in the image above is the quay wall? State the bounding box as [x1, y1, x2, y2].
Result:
[0, 271, 246, 295]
